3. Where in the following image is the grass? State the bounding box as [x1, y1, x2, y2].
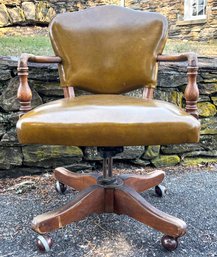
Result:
[0, 34, 216, 57]
[0, 35, 53, 56]
[164, 39, 217, 57]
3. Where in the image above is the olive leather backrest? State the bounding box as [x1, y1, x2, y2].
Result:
[49, 5, 168, 94]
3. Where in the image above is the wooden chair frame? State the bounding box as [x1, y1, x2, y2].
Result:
[17, 52, 199, 116]
[17, 52, 199, 252]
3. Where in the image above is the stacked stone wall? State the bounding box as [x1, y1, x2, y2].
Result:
[0, 56, 216, 177]
[0, 0, 216, 41]
[126, 0, 217, 41]
[0, 0, 119, 26]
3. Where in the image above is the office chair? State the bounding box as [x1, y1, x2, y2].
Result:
[16, 5, 200, 252]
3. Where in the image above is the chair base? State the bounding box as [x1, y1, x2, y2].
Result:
[32, 167, 187, 251]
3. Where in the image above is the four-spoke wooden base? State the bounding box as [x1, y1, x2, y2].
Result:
[32, 167, 186, 249]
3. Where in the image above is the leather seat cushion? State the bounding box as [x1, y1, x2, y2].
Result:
[17, 95, 200, 146]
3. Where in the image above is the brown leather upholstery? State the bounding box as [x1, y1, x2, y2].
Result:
[49, 5, 168, 93]
[17, 95, 200, 146]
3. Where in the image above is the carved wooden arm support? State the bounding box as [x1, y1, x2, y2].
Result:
[157, 52, 199, 118]
[17, 53, 62, 112]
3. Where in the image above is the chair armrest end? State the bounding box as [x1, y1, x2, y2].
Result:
[17, 53, 62, 112]
[157, 53, 199, 118]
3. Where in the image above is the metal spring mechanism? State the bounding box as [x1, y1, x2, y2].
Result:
[97, 147, 123, 185]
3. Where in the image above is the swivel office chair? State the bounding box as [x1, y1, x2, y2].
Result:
[16, 5, 200, 252]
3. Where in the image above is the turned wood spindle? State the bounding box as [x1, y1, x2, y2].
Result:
[17, 66, 32, 112]
[157, 52, 199, 119]
[17, 54, 62, 112]
[184, 66, 199, 118]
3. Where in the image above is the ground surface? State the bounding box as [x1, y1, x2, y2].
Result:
[0, 164, 217, 257]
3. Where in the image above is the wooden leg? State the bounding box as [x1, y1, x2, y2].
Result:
[54, 167, 99, 191]
[114, 185, 187, 238]
[119, 170, 165, 192]
[32, 185, 104, 234]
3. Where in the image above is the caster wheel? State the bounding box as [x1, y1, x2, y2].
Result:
[36, 235, 53, 252]
[155, 185, 167, 197]
[161, 235, 178, 251]
[55, 181, 67, 194]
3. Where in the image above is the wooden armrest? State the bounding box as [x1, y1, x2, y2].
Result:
[157, 52, 198, 67]
[17, 53, 62, 112]
[157, 53, 199, 119]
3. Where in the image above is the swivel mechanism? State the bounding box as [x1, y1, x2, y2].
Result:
[32, 147, 186, 252]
